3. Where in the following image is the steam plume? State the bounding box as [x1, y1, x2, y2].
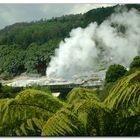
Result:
[47, 8, 140, 79]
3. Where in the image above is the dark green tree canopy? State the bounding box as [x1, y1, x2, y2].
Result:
[130, 56, 140, 70]
[0, 4, 139, 79]
[105, 64, 127, 84]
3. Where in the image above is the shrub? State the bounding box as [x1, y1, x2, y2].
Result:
[130, 56, 140, 70]
[105, 64, 127, 84]
[66, 87, 99, 104]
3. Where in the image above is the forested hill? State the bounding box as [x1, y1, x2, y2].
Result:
[0, 4, 140, 80]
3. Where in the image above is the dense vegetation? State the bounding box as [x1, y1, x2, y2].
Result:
[0, 4, 140, 79]
[0, 68, 140, 136]
[105, 64, 127, 84]
[0, 89, 64, 136]
[0, 4, 140, 136]
[130, 56, 140, 70]
[0, 55, 139, 136]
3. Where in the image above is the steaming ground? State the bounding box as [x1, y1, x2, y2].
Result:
[47, 8, 140, 79]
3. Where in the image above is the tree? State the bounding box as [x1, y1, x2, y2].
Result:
[105, 64, 127, 84]
[130, 56, 140, 70]
[0, 89, 64, 136]
[104, 71, 140, 109]
[24, 39, 59, 76]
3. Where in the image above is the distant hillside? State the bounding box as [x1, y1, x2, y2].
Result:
[0, 4, 140, 80]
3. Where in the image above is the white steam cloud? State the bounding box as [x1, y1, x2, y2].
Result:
[47, 8, 140, 79]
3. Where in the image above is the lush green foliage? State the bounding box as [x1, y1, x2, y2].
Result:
[41, 107, 85, 136]
[41, 99, 111, 136]
[0, 45, 26, 79]
[24, 39, 60, 75]
[0, 89, 64, 136]
[1, 70, 140, 136]
[0, 4, 139, 79]
[0, 84, 51, 99]
[41, 70, 140, 136]
[0, 39, 60, 79]
[66, 87, 99, 104]
[0, 84, 22, 98]
[27, 85, 51, 94]
[70, 100, 112, 136]
[104, 71, 140, 110]
[105, 64, 127, 84]
[0, 4, 140, 136]
[130, 55, 140, 70]
[95, 82, 114, 101]
[103, 70, 140, 134]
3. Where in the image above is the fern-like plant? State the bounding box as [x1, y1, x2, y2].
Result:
[66, 87, 99, 104]
[0, 89, 64, 136]
[71, 99, 112, 136]
[103, 71, 140, 136]
[42, 98, 112, 136]
[41, 107, 85, 136]
[104, 71, 140, 110]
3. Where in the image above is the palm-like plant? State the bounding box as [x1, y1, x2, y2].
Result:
[104, 71, 140, 136]
[42, 87, 112, 136]
[0, 89, 64, 136]
[1, 71, 140, 136]
[41, 106, 85, 136]
[66, 87, 99, 104]
[104, 71, 140, 110]
[71, 99, 112, 136]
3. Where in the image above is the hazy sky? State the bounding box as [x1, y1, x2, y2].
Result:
[0, 4, 115, 29]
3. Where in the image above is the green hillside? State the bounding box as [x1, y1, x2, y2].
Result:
[0, 4, 140, 136]
[0, 4, 140, 79]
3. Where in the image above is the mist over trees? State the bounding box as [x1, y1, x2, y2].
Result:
[0, 4, 140, 79]
[0, 4, 140, 136]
